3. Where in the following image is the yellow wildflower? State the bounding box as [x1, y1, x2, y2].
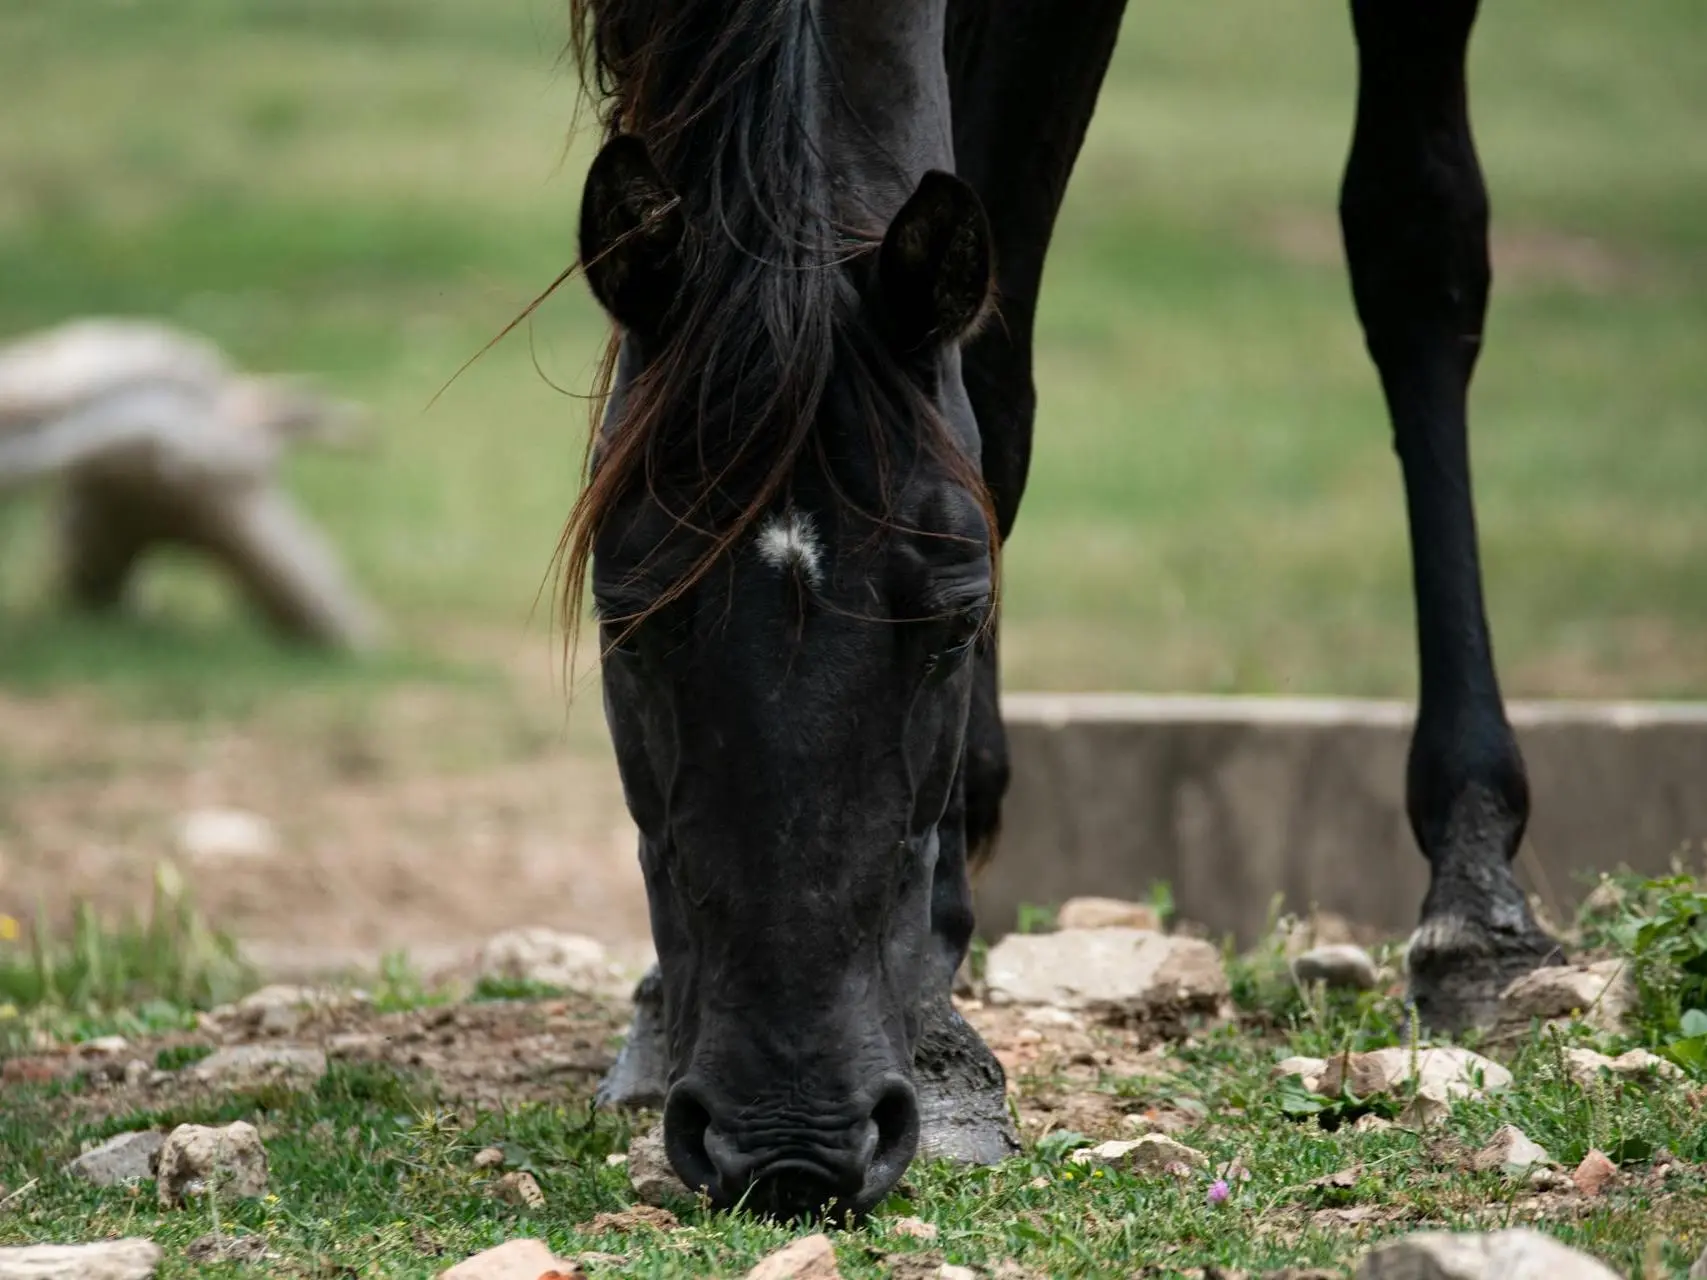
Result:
[0, 914, 18, 942]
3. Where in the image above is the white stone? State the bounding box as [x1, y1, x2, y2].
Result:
[1354, 1227, 1620, 1280]
[439, 1239, 577, 1280]
[628, 1124, 690, 1206]
[190, 1044, 327, 1090]
[156, 1121, 268, 1207]
[229, 984, 360, 1036]
[1069, 1139, 1143, 1166]
[938, 1268, 978, 1280]
[1317, 1046, 1511, 1109]
[1070, 1134, 1207, 1176]
[746, 1234, 841, 1280]
[176, 808, 277, 863]
[1020, 1006, 1082, 1028]
[1273, 1055, 1329, 1092]
[1291, 944, 1380, 991]
[67, 1130, 164, 1186]
[1054, 897, 1164, 932]
[78, 1036, 132, 1057]
[1497, 960, 1635, 1035]
[1471, 1126, 1552, 1177]
[984, 928, 1228, 1021]
[1563, 1046, 1681, 1089]
[1529, 1168, 1574, 1193]
[0, 1239, 163, 1280]
[476, 927, 629, 996]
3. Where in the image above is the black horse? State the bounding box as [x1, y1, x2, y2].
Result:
[561, 0, 1561, 1220]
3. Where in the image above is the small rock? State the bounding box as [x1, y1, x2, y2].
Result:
[0, 1238, 163, 1280]
[78, 1035, 132, 1057]
[224, 984, 366, 1037]
[1279, 910, 1362, 961]
[1274, 1055, 1329, 1093]
[984, 928, 1229, 1023]
[190, 1044, 328, 1090]
[494, 1170, 544, 1208]
[585, 1205, 678, 1232]
[1471, 1126, 1552, 1177]
[439, 1239, 579, 1280]
[1055, 897, 1163, 932]
[156, 1121, 269, 1207]
[892, 1218, 939, 1241]
[628, 1124, 691, 1206]
[1497, 960, 1635, 1036]
[1571, 1149, 1616, 1197]
[1316, 1046, 1511, 1112]
[1071, 1139, 1141, 1166]
[1352, 1114, 1394, 1134]
[472, 1146, 504, 1169]
[603, 1152, 628, 1167]
[1354, 1227, 1620, 1280]
[1020, 1006, 1081, 1028]
[177, 807, 277, 862]
[122, 1060, 150, 1088]
[1073, 1134, 1208, 1176]
[1562, 1047, 1681, 1089]
[747, 1235, 841, 1280]
[184, 1235, 271, 1266]
[939, 1268, 978, 1280]
[327, 1032, 385, 1060]
[1528, 1168, 1574, 1193]
[1292, 944, 1380, 991]
[476, 927, 628, 996]
[67, 1130, 165, 1186]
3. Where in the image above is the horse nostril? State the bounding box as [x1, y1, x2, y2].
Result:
[661, 1081, 720, 1199]
[865, 1076, 921, 1194]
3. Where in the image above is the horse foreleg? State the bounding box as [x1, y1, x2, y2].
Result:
[1339, 0, 1563, 1033]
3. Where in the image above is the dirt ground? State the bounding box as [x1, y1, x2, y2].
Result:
[0, 984, 1216, 1152]
[0, 626, 659, 981]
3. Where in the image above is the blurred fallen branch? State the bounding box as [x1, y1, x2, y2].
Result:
[0, 318, 383, 651]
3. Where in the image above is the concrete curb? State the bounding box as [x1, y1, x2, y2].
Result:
[973, 695, 1707, 948]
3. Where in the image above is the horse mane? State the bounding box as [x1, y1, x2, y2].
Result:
[555, 0, 994, 654]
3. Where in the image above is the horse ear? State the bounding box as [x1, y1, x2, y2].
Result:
[877, 170, 994, 352]
[579, 134, 685, 335]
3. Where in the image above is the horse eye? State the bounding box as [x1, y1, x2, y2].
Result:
[601, 620, 643, 661]
[923, 602, 987, 677]
[944, 602, 988, 651]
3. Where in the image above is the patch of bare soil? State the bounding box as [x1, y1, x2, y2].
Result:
[0, 627, 654, 979]
[8, 991, 634, 1120]
[960, 1001, 1195, 1143]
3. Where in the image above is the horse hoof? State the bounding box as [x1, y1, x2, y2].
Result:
[1404, 914, 1566, 1036]
[595, 965, 669, 1111]
[914, 1000, 1020, 1166]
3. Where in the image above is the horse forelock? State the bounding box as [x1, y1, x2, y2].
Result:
[557, 0, 993, 661]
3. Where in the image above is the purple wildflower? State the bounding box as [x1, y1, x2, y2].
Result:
[1207, 1178, 1231, 1205]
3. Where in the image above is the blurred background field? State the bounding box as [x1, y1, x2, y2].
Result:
[1, 0, 1704, 966]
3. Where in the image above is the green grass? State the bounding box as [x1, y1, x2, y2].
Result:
[1, 0, 1705, 705]
[3, 1029, 1705, 1277]
[4, 872, 1706, 1276]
